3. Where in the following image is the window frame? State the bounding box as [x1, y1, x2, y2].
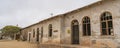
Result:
[48, 24, 52, 37]
[33, 29, 35, 38]
[100, 12, 114, 36]
[82, 16, 91, 36]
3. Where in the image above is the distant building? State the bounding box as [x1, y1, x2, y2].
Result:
[21, 0, 120, 48]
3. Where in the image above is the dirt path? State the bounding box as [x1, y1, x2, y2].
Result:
[0, 40, 37, 48]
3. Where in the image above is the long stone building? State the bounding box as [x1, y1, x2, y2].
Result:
[21, 0, 120, 48]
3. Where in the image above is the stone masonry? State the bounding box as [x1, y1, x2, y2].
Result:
[21, 0, 120, 48]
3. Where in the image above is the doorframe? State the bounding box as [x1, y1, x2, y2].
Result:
[36, 28, 39, 42]
[28, 32, 31, 42]
[71, 20, 80, 44]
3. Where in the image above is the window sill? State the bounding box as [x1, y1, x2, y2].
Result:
[99, 35, 115, 39]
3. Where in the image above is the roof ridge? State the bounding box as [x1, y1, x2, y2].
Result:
[22, 0, 109, 29]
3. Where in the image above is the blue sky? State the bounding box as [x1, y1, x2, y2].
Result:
[0, 0, 99, 28]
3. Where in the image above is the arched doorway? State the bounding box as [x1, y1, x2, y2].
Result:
[28, 33, 31, 42]
[41, 27, 43, 43]
[71, 20, 80, 44]
[36, 28, 39, 42]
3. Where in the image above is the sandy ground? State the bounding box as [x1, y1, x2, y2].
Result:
[0, 40, 38, 48]
[0, 40, 90, 48]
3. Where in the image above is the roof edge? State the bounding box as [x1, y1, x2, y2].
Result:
[22, 0, 108, 30]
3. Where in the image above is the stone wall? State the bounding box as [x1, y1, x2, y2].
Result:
[21, 16, 62, 44]
[21, 0, 120, 48]
[62, 0, 120, 48]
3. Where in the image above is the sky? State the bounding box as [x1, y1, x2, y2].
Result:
[0, 0, 99, 29]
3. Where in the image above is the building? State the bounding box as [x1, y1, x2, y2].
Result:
[21, 0, 120, 48]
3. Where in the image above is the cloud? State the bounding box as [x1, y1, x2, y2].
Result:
[0, 0, 99, 29]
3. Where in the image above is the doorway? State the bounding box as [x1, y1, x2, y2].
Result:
[28, 33, 31, 42]
[36, 28, 39, 42]
[71, 20, 80, 44]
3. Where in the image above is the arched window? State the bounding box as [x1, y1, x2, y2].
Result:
[37, 28, 39, 34]
[48, 24, 52, 37]
[82, 17, 91, 36]
[33, 29, 35, 38]
[101, 12, 113, 35]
